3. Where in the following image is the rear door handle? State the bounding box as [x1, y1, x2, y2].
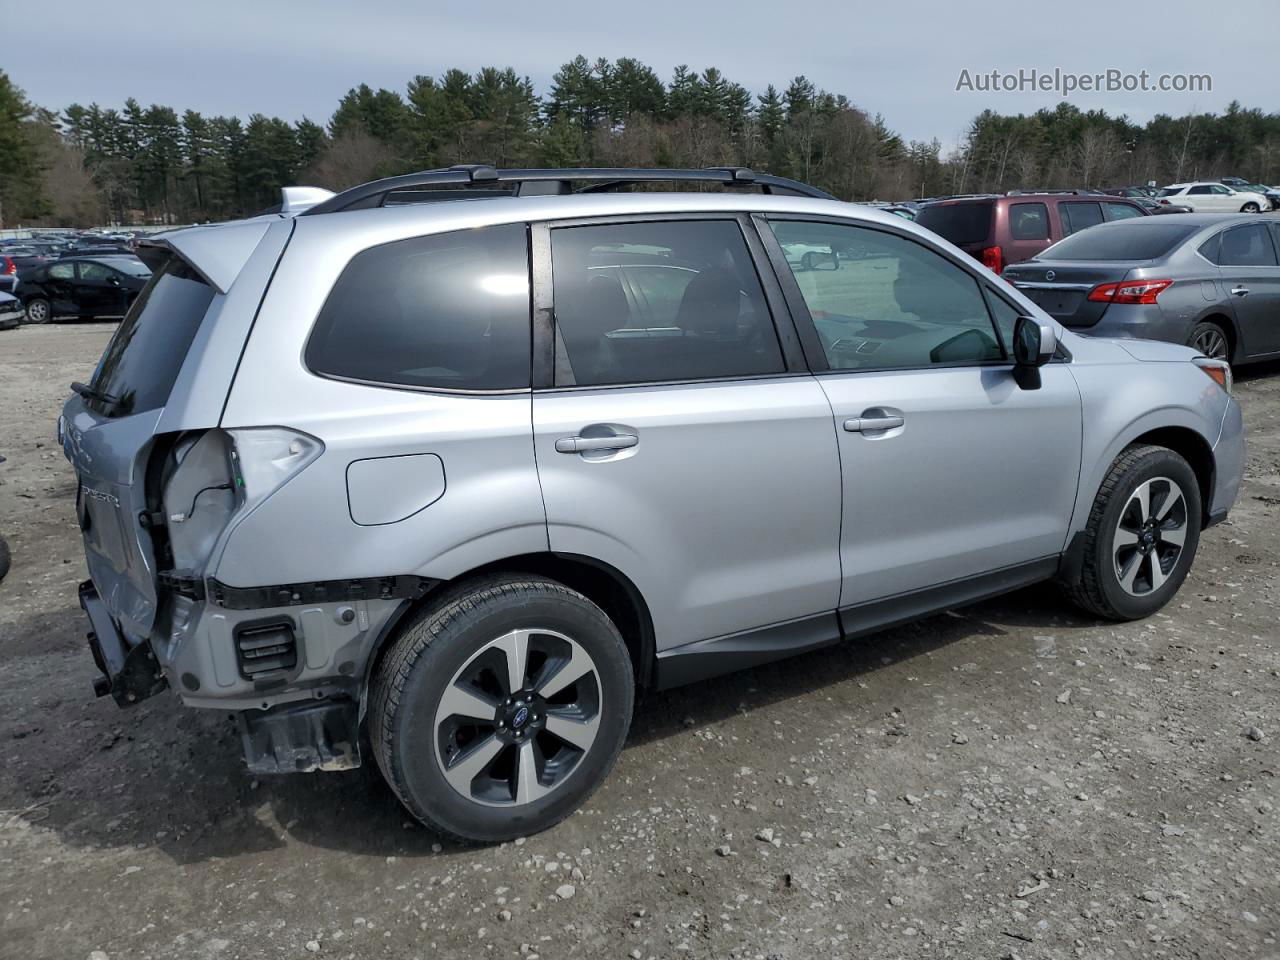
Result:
[844, 415, 904, 433]
[554, 434, 639, 454]
[1230, 285, 1250, 297]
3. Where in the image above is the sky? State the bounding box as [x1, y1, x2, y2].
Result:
[5, 0, 1272, 153]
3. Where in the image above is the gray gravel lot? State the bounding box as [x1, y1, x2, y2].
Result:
[1, 321, 1278, 960]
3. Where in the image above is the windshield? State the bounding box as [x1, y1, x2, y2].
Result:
[914, 202, 994, 246]
[89, 257, 215, 419]
[1036, 223, 1198, 261]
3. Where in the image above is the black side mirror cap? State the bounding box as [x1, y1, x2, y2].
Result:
[1012, 315, 1057, 390]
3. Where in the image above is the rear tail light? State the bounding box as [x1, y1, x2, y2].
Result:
[1, 258, 14, 275]
[1087, 279, 1173, 305]
[1193, 357, 1232, 394]
[979, 245, 1003, 273]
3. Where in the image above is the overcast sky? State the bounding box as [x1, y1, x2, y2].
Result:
[7, 0, 1271, 152]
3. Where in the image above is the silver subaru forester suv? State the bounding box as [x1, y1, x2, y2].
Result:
[62, 166, 1245, 842]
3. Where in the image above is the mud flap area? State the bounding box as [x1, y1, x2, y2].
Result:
[237, 699, 361, 774]
[80, 580, 168, 707]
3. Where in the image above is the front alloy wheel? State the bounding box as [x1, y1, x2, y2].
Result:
[434, 628, 602, 806]
[1112, 477, 1188, 596]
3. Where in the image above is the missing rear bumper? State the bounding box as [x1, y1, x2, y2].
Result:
[80, 580, 168, 707]
[237, 699, 361, 774]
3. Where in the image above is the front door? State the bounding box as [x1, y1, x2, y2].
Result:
[531, 216, 842, 655]
[760, 217, 1083, 616]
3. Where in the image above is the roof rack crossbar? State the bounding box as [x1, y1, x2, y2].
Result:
[301, 166, 830, 214]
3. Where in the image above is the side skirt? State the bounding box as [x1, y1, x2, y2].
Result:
[652, 557, 1059, 691]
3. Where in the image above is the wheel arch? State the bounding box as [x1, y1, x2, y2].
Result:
[360, 552, 658, 711]
[1128, 426, 1215, 525]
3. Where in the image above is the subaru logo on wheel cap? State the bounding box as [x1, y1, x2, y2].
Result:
[512, 706, 529, 729]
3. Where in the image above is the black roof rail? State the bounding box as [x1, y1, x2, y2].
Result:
[300, 165, 834, 215]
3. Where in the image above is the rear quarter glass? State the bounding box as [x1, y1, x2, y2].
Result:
[915, 202, 994, 246]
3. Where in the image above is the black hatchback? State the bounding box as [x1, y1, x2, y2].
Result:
[16, 256, 151, 324]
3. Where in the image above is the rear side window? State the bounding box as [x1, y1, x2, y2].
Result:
[1159, 187, 1184, 197]
[306, 224, 531, 391]
[549, 220, 783, 386]
[1040, 222, 1197, 261]
[915, 202, 994, 246]
[90, 258, 215, 418]
[1060, 202, 1104, 236]
[49, 262, 73, 279]
[1009, 203, 1049, 240]
[1219, 224, 1278, 266]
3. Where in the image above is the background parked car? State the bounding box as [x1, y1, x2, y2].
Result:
[1002, 213, 1280, 365]
[16, 255, 151, 323]
[0, 291, 23, 331]
[1133, 196, 1193, 215]
[914, 192, 1147, 271]
[1158, 182, 1269, 213]
[1099, 186, 1161, 199]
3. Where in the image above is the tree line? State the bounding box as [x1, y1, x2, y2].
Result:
[2, 59, 1280, 227]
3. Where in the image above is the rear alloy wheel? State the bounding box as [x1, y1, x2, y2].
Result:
[1065, 445, 1201, 620]
[1241, 202, 1261, 213]
[369, 575, 634, 842]
[23, 298, 50, 324]
[1188, 321, 1230, 362]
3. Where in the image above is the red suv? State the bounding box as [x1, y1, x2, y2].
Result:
[914, 193, 1148, 272]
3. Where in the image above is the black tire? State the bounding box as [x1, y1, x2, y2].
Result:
[1187, 320, 1230, 362]
[1065, 445, 1202, 621]
[1241, 202, 1261, 213]
[23, 298, 51, 324]
[0, 537, 9, 582]
[369, 574, 634, 843]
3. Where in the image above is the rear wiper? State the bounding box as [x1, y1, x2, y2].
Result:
[70, 381, 120, 409]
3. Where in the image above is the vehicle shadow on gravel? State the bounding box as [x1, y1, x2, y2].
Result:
[1, 582, 1101, 864]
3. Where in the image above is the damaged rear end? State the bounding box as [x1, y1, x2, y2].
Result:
[62, 216, 393, 772]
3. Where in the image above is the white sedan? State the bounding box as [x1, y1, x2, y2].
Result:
[1158, 181, 1270, 213]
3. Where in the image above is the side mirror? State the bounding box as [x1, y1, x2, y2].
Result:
[1012, 315, 1057, 390]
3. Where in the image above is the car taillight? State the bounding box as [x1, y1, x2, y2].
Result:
[980, 245, 1003, 273]
[1, 258, 14, 275]
[1087, 279, 1173, 305]
[1193, 357, 1232, 394]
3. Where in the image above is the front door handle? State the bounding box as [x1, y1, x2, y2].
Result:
[1230, 285, 1250, 297]
[555, 434, 639, 454]
[844, 415, 904, 433]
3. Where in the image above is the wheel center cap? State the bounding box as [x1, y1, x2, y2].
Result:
[511, 706, 529, 729]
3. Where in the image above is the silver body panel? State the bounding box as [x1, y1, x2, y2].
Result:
[61, 190, 1246, 715]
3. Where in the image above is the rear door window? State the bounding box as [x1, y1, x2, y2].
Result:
[49, 262, 74, 279]
[549, 219, 783, 386]
[1218, 224, 1278, 266]
[914, 202, 994, 246]
[306, 224, 532, 391]
[1060, 202, 1104, 236]
[90, 257, 216, 418]
[1009, 203, 1050, 240]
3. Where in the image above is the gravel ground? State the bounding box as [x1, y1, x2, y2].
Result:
[1, 321, 1278, 960]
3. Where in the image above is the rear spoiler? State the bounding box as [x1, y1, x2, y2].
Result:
[136, 219, 279, 295]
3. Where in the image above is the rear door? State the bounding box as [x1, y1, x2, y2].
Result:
[44, 261, 77, 314]
[531, 215, 842, 657]
[1218, 222, 1280, 357]
[76, 261, 126, 316]
[759, 216, 1082, 615]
